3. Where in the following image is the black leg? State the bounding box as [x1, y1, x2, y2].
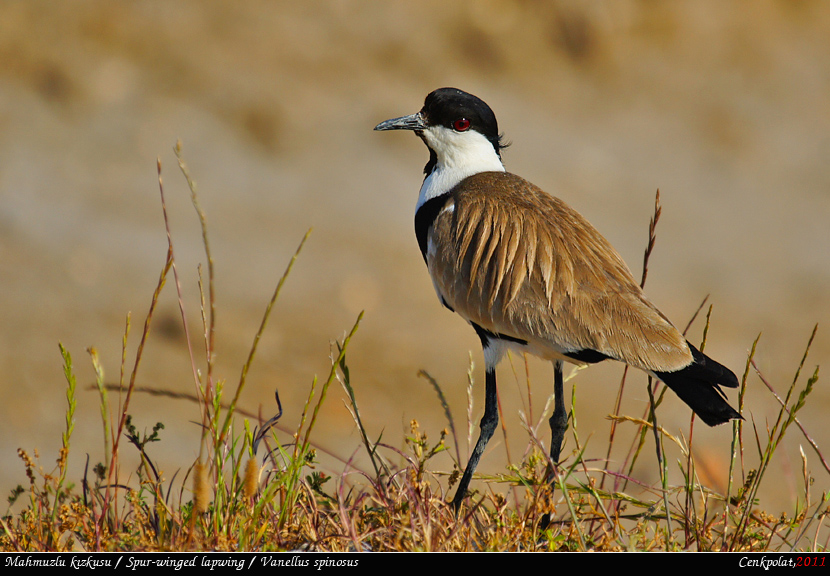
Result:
[540, 361, 568, 530]
[452, 365, 499, 512]
[548, 360, 568, 465]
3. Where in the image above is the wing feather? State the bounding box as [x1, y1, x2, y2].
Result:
[428, 171, 692, 372]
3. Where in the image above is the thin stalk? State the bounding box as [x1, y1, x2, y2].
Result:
[218, 229, 311, 448]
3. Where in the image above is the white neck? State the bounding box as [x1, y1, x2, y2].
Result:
[416, 126, 505, 210]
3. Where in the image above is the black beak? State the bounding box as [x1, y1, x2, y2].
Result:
[374, 112, 425, 132]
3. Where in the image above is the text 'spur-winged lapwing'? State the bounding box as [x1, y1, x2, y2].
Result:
[375, 87, 741, 511]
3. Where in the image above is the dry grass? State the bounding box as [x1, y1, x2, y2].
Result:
[1, 156, 827, 552]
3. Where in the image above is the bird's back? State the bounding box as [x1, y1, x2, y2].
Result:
[425, 171, 693, 372]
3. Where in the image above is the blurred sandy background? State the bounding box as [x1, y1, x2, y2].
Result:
[1, 1, 828, 514]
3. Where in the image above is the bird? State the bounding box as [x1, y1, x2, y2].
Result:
[374, 87, 741, 511]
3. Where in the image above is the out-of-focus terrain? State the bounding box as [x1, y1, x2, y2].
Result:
[1, 1, 828, 512]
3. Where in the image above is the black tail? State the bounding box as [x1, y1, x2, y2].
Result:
[653, 343, 742, 426]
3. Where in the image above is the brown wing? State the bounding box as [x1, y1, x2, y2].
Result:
[427, 171, 692, 372]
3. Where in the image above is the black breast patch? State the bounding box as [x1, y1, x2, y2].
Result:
[414, 194, 453, 264]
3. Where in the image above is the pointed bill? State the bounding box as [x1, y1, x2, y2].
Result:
[374, 112, 425, 132]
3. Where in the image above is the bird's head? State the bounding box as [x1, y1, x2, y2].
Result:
[375, 88, 507, 175]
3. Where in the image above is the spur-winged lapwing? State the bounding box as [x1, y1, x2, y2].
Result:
[375, 87, 741, 511]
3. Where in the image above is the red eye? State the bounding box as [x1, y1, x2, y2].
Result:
[453, 118, 471, 132]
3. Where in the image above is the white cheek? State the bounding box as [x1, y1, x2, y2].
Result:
[416, 127, 504, 209]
